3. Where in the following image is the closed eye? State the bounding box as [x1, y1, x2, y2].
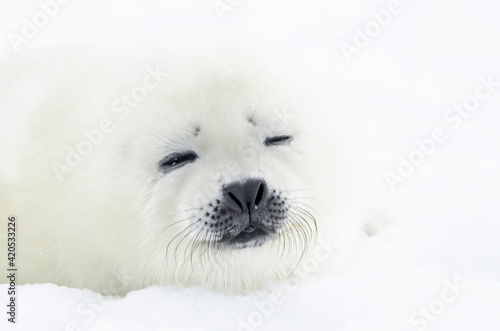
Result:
[159, 151, 198, 173]
[264, 135, 293, 146]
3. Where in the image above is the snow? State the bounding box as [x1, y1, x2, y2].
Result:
[1, 0, 500, 330]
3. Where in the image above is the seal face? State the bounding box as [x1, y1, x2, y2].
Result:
[0, 41, 362, 295]
[156, 102, 317, 265]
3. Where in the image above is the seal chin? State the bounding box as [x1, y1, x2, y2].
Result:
[226, 226, 271, 249]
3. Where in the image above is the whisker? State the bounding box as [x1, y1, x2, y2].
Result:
[174, 224, 201, 266]
[165, 221, 196, 266]
[156, 215, 196, 242]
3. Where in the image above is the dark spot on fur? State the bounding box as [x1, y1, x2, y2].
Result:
[247, 116, 257, 126]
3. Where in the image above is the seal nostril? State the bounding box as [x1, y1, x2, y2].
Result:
[254, 183, 264, 206]
[228, 191, 243, 211]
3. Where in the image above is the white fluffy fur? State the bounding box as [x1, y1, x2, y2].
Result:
[0, 38, 364, 295]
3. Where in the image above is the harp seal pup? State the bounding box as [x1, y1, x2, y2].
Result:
[0, 39, 364, 295]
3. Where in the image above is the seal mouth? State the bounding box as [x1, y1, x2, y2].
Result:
[227, 226, 270, 249]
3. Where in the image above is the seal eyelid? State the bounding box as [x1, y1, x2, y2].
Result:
[159, 151, 198, 172]
[264, 135, 293, 146]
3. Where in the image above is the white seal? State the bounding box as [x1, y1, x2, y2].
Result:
[0, 39, 364, 294]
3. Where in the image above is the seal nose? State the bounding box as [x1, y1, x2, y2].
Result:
[225, 179, 266, 214]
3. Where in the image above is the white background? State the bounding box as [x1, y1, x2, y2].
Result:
[1, 0, 499, 330]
